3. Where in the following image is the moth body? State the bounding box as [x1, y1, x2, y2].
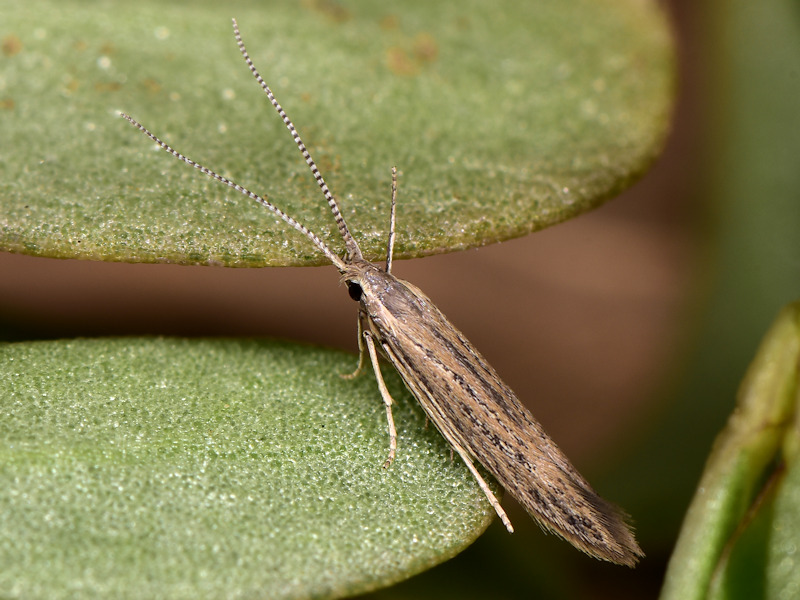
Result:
[350, 262, 642, 566]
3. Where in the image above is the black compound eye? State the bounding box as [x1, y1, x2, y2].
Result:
[347, 282, 363, 302]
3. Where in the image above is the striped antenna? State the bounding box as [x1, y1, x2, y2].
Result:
[232, 18, 362, 263]
[120, 112, 347, 271]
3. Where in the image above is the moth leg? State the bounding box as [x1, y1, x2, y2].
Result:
[362, 332, 398, 469]
[446, 437, 514, 533]
[341, 310, 368, 380]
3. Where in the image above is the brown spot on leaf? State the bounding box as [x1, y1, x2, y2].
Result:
[2, 34, 22, 57]
[95, 81, 122, 93]
[303, 0, 350, 23]
[386, 47, 418, 77]
[413, 33, 438, 63]
[386, 33, 439, 76]
[380, 15, 399, 31]
[142, 78, 161, 94]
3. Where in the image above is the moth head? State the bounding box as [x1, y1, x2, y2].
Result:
[342, 261, 387, 303]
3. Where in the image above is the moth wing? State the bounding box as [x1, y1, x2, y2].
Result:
[373, 278, 642, 566]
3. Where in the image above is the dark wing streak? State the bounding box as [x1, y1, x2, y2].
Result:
[378, 339, 515, 531]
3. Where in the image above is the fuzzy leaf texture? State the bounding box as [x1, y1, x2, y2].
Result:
[0, 338, 499, 599]
[0, 0, 673, 266]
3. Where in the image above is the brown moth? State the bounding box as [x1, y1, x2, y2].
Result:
[122, 18, 643, 566]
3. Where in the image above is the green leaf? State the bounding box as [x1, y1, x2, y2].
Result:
[660, 302, 800, 600]
[0, 0, 674, 266]
[0, 338, 497, 599]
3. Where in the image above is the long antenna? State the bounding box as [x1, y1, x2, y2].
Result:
[120, 112, 347, 271]
[232, 18, 362, 263]
[385, 166, 397, 273]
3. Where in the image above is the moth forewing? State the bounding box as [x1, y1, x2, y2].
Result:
[123, 18, 643, 567]
[354, 267, 643, 566]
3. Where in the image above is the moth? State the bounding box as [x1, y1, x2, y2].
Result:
[122, 18, 643, 566]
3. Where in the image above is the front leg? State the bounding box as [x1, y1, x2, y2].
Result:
[341, 309, 369, 380]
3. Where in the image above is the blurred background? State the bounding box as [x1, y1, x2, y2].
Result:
[2, 0, 799, 597]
